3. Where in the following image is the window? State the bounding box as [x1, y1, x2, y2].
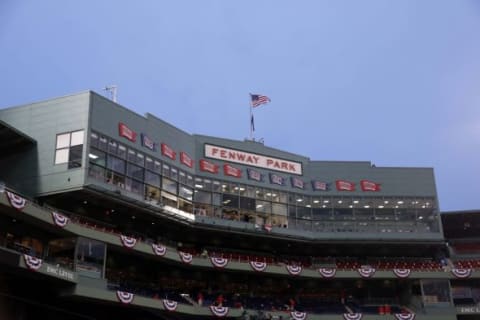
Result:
[55, 130, 84, 169]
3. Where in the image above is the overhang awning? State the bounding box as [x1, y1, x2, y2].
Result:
[0, 120, 36, 155]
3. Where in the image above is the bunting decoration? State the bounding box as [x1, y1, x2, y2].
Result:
[51, 212, 69, 228]
[249, 261, 267, 272]
[318, 268, 337, 278]
[178, 251, 193, 264]
[343, 313, 363, 320]
[210, 305, 229, 317]
[120, 235, 137, 248]
[163, 299, 178, 311]
[393, 269, 411, 278]
[394, 313, 416, 320]
[116, 291, 135, 304]
[290, 311, 307, 320]
[357, 267, 375, 278]
[152, 243, 167, 256]
[286, 264, 302, 276]
[6, 191, 27, 210]
[451, 268, 473, 278]
[210, 257, 229, 268]
[23, 254, 42, 271]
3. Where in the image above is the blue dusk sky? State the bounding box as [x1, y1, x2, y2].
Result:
[1, 1, 479, 211]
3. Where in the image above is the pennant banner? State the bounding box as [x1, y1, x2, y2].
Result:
[178, 251, 193, 264]
[116, 291, 134, 304]
[393, 269, 411, 278]
[23, 254, 42, 271]
[357, 267, 376, 278]
[210, 306, 229, 317]
[343, 313, 363, 320]
[394, 314, 416, 320]
[249, 261, 267, 272]
[6, 191, 27, 210]
[163, 299, 178, 311]
[152, 243, 167, 256]
[311, 180, 329, 191]
[451, 268, 473, 278]
[360, 180, 381, 192]
[318, 268, 337, 278]
[51, 212, 69, 228]
[290, 311, 307, 320]
[120, 235, 137, 248]
[247, 168, 264, 182]
[336, 180, 355, 191]
[286, 264, 302, 276]
[210, 257, 229, 268]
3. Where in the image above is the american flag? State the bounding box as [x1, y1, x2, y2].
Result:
[250, 94, 271, 108]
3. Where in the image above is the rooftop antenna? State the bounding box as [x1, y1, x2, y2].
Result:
[104, 85, 118, 103]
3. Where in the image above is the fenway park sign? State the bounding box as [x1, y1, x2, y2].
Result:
[205, 144, 303, 175]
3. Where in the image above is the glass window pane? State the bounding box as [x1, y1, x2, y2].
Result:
[179, 185, 193, 201]
[127, 163, 144, 180]
[107, 155, 126, 174]
[98, 136, 107, 151]
[108, 140, 117, 154]
[194, 190, 212, 204]
[56, 133, 70, 149]
[55, 149, 69, 164]
[127, 149, 136, 162]
[145, 170, 160, 187]
[70, 130, 84, 146]
[117, 144, 127, 159]
[90, 132, 99, 148]
[162, 177, 177, 194]
[68, 145, 83, 168]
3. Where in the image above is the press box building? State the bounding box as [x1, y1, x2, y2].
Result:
[0, 91, 474, 320]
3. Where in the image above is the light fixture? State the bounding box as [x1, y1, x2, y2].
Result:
[337, 200, 343, 204]
[256, 204, 263, 208]
[353, 200, 359, 204]
[296, 198, 303, 202]
[378, 205, 384, 209]
[323, 200, 329, 203]
[384, 200, 389, 204]
[313, 200, 319, 204]
[349, 205, 353, 208]
[397, 201, 404, 204]
[194, 184, 203, 188]
[306, 205, 311, 208]
[88, 153, 99, 159]
[364, 205, 370, 208]
[322, 205, 326, 208]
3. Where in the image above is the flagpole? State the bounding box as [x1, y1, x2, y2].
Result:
[249, 94, 253, 140]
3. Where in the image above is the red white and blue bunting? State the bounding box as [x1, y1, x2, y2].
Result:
[23, 254, 42, 271]
[6, 191, 27, 210]
[51, 211, 69, 228]
[120, 235, 137, 248]
[210, 257, 229, 268]
[249, 261, 267, 272]
[357, 267, 375, 278]
[290, 311, 307, 320]
[286, 264, 302, 276]
[178, 251, 193, 264]
[393, 268, 411, 278]
[318, 267, 337, 278]
[163, 299, 178, 311]
[152, 243, 167, 256]
[394, 313, 416, 320]
[116, 291, 134, 304]
[451, 268, 473, 278]
[210, 305, 229, 317]
[343, 313, 363, 320]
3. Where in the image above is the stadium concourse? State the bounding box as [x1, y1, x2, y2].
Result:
[0, 91, 479, 320]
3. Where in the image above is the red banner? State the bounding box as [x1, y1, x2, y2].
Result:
[336, 180, 355, 191]
[180, 152, 193, 168]
[199, 159, 219, 174]
[118, 123, 137, 142]
[223, 164, 242, 178]
[161, 143, 176, 160]
[360, 180, 381, 191]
